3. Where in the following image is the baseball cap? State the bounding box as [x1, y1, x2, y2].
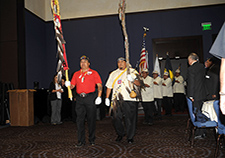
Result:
[117, 57, 126, 62]
[80, 55, 90, 62]
[164, 71, 169, 76]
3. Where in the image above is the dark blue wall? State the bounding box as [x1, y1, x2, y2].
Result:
[25, 11, 47, 89]
[25, 4, 225, 89]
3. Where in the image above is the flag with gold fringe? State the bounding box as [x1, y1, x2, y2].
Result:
[164, 53, 173, 81]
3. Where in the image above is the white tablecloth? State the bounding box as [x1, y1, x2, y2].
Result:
[202, 100, 218, 122]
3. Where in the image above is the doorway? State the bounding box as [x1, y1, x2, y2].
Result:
[152, 35, 204, 80]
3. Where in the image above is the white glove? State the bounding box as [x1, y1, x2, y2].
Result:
[127, 74, 134, 82]
[95, 97, 102, 105]
[105, 98, 110, 106]
[65, 81, 71, 87]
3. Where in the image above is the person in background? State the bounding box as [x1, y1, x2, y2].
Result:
[162, 71, 173, 116]
[204, 57, 220, 101]
[141, 68, 154, 125]
[187, 53, 207, 139]
[153, 70, 163, 120]
[173, 69, 186, 112]
[49, 74, 64, 125]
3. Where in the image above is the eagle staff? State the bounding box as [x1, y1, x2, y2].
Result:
[118, 0, 137, 98]
[118, 0, 130, 74]
[51, 0, 73, 100]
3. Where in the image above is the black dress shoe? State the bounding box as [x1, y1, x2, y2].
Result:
[56, 121, 63, 125]
[128, 139, 134, 144]
[116, 135, 123, 142]
[194, 135, 203, 139]
[148, 122, 153, 126]
[76, 142, 85, 147]
[90, 141, 95, 146]
[142, 121, 148, 125]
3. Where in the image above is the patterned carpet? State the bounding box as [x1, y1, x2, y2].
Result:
[0, 115, 224, 158]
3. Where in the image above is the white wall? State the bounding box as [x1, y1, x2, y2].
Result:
[25, 0, 225, 21]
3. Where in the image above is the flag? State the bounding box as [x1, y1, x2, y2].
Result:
[51, 0, 73, 100]
[139, 34, 148, 73]
[164, 53, 174, 81]
[209, 22, 225, 59]
[154, 55, 161, 76]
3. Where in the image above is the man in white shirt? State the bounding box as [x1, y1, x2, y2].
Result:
[105, 57, 140, 144]
[153, 70, 163, 119]
[162, 71, 173, 116]
[141, 69, 154, 125]
[173, 69, 186, 112]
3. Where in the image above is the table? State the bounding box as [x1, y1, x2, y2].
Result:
[202, 100, 217, 122]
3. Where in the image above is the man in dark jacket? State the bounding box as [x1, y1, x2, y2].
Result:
[204, 57, 220, 101]
[187, 53, 207, 112]
[187, 53, 207, 138]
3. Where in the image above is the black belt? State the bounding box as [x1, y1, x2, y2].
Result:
[78, 92, 94, 98]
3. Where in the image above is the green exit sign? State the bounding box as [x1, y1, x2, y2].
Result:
[201, 22, 212, 31]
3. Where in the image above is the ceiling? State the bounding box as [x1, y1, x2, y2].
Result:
[25, 0, 225, 21]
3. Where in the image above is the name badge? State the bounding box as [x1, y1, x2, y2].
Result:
[118, 79, 122, 84]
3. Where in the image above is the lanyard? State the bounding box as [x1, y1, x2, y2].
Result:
[79, 69, 89, 83]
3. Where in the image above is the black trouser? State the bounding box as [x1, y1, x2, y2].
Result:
[193, 99, 204, 114]
[142, 101, 154, 123]
[154, 98, 162, 117]
[174, 93, 185, 112]
[76, 92, 97, 144]
[113, 101, 138, 140]
[72, 100, 77, 123]
[163, 97, 173, 115]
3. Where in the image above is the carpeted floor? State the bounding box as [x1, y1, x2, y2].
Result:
[0, 114, 224, 158]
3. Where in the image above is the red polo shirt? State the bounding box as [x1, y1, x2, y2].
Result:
[71, 68, 102, 94]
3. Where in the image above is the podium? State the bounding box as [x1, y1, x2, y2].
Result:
[8, 89, 36, 126]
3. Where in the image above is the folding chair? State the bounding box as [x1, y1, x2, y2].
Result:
[186, 98, 217, 147]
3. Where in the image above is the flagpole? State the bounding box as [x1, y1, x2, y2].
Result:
[143, 27, 149, 70]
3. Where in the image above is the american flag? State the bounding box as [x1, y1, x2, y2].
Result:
[139, 34, 148, 73]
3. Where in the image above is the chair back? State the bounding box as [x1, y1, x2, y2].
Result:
[213, 100, 225, 133]
[186, 98, 196, 124]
